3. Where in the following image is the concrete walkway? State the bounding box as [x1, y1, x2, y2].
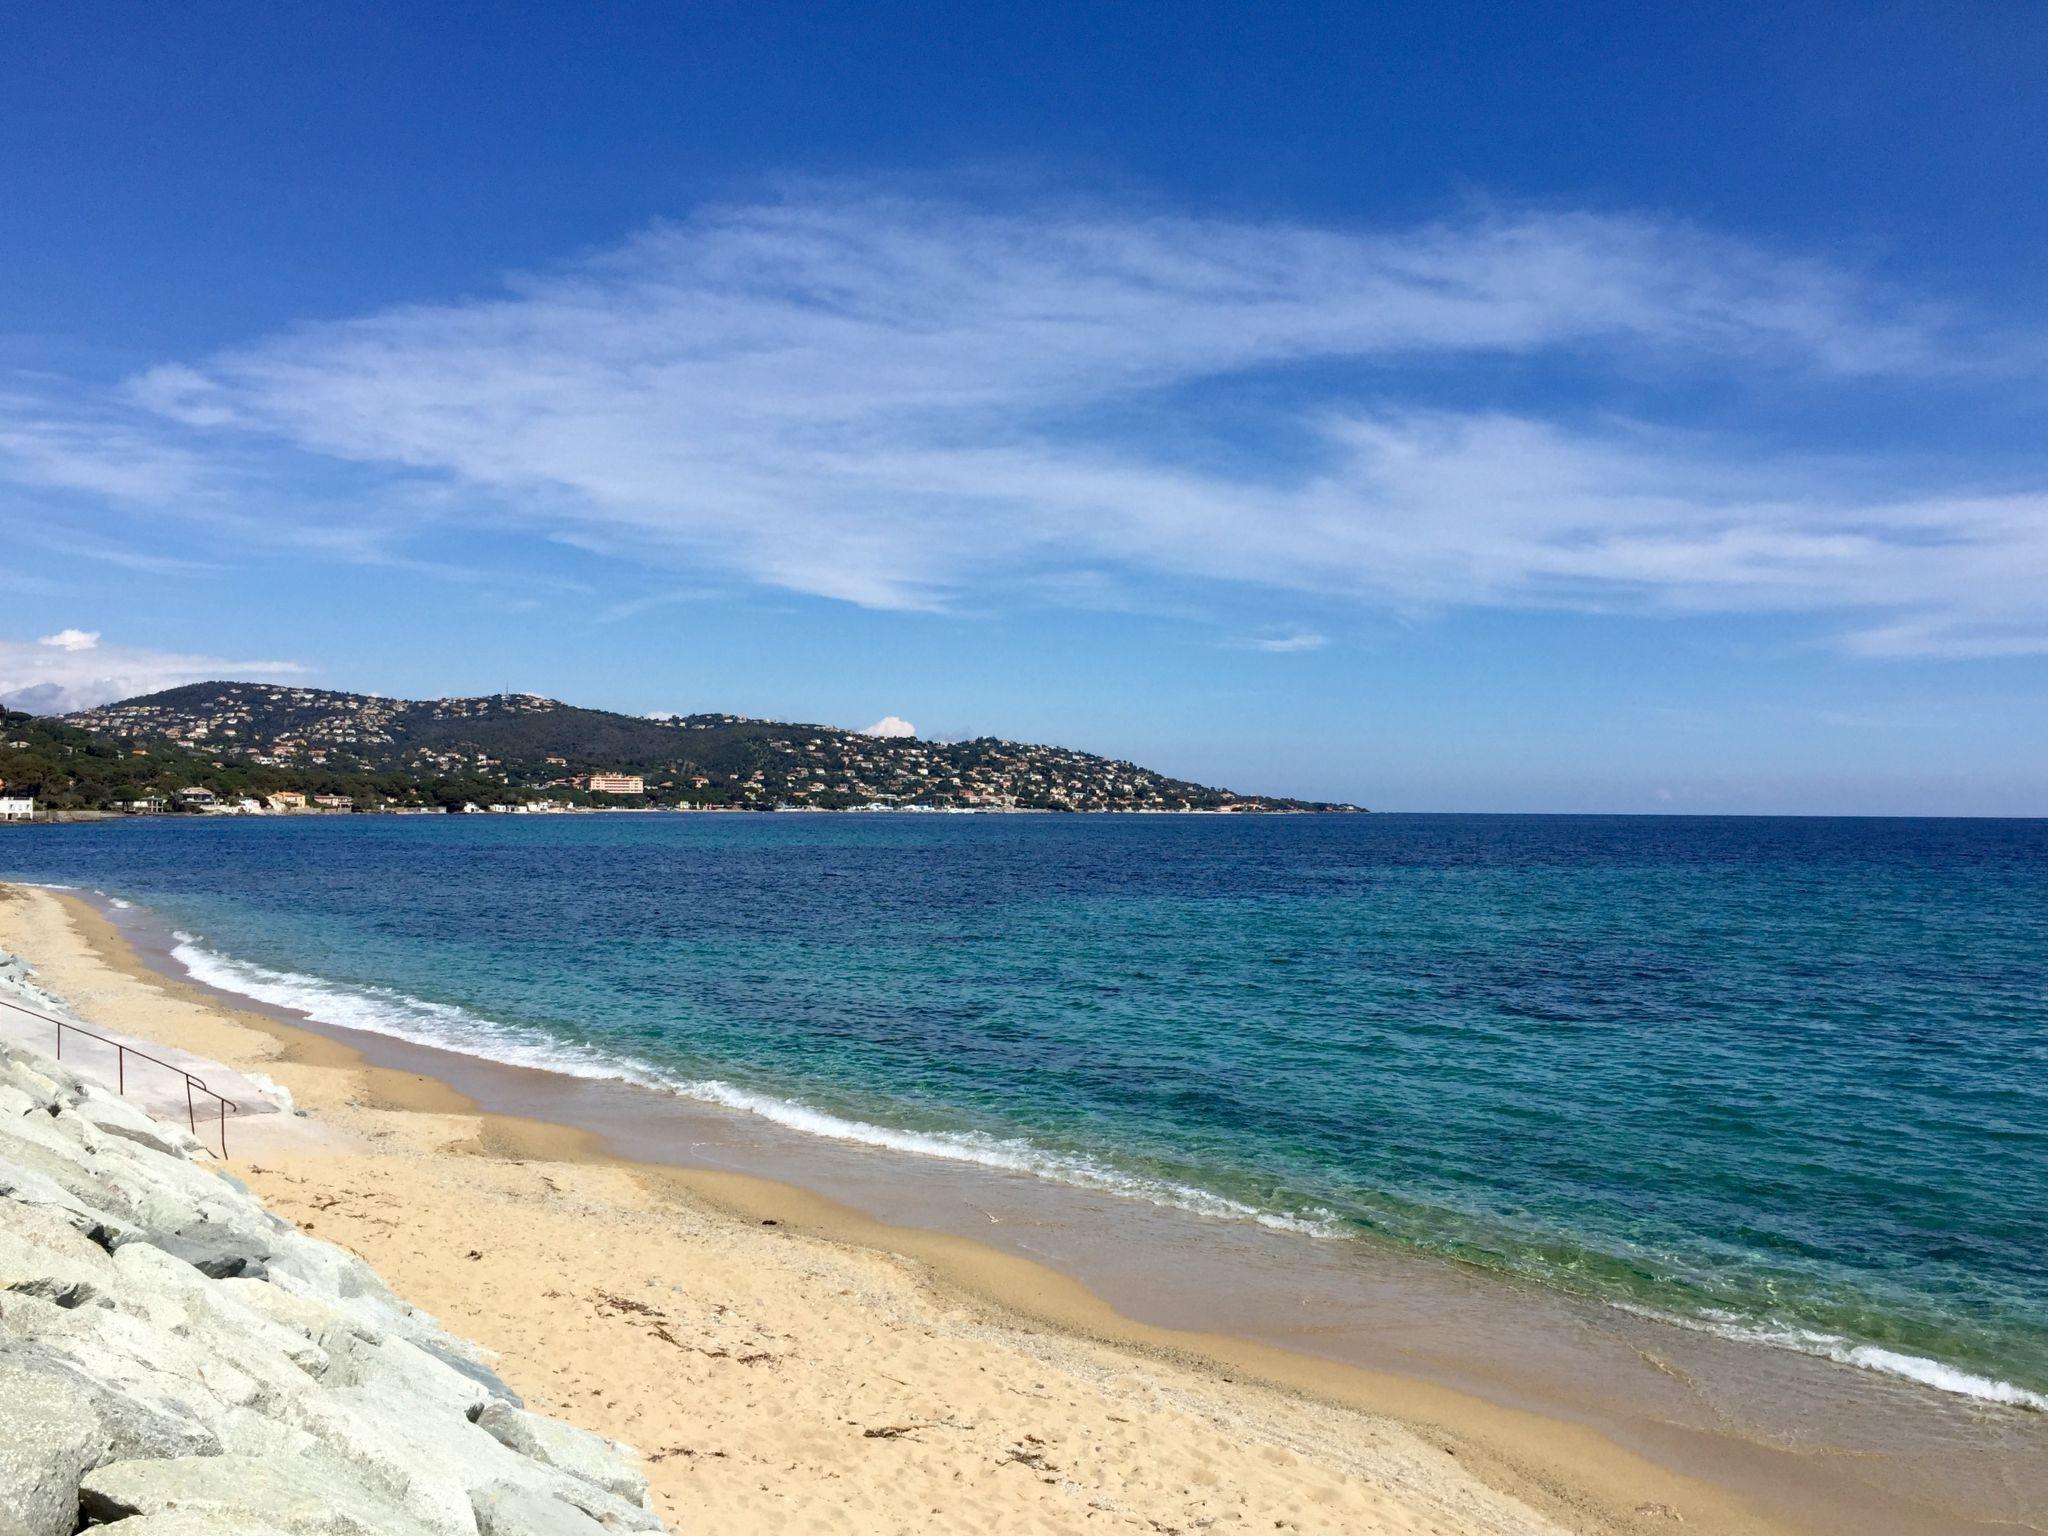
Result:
[0, 984, 285, 1154]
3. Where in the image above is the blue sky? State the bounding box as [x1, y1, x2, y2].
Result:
[3, 2, 2046, 813]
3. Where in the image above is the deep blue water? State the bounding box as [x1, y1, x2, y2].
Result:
[4, 813, 2044, 1403]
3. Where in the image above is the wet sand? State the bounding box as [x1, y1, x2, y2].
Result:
[3, 881, 2040, 1534]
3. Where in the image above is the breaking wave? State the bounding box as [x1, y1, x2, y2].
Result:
[167, 933, 1339, 1238]
[1611, 1304, 2048, 1412]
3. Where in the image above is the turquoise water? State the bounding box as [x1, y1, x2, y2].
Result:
[5, 813, 2044, 1406]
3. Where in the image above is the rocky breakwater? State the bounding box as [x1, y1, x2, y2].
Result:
[0, 1033, 666, 1536]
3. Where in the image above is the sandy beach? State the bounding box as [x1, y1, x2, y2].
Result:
[0, 880, 2032, 1536]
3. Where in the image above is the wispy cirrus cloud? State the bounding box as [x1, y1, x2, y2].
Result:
[1232, 631, 1329, 654]
[10, 185, 2047, 655]
[0, 389, 212, 501]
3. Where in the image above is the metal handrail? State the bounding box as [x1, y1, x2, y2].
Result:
[0, 993, 237, 1158]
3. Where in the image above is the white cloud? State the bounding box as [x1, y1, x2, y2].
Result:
[9, 185, 2044, 657]
[1237, 631, 1328, 653]
[0, 390, 208, 501]
[38, 629, 100, 652]
[0, 637, 306, 715]
[862, 715, 917, 738]
[1042, 413, 2048, 652]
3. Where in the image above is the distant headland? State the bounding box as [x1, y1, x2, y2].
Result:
[1, 681, 1362, 817]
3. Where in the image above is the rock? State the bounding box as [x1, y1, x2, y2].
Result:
[7, 1267, 279, 1438]
[88, 1514, 296, 1536]
[59, 1352, 224, 1464]
[0, 1150, 127, 1243]
[264, 1230, 411, 1325]
[0, 1297, 232, 1461]
[267, 1390, 488, 1535]
[0, 1030, 670, 1536]
[0, 1060, 82, 1109]
[0, 1117, 268, 1269]
[320, 1328, 492, 1421]
[282, 1329, 627, 1534]
[0, 1109, 102, 1177]
[278, 1373, 647, 1536]
[92, 1144, 282, 1251]
[0, 1197, 117, 1307]
[78, 1454, 439, 1536]
[0, 1356, 101, 1536]
[108, 1242, 329, 1377]
[470, 1483, 614, 1536]
[260, 1236, 517, 1402]
[150, 1229, 270, 1280]
[475, 1402, 650, 1505]
[211, 1403, 321, 1461]
[417, 1334, 525, 1408]
[215, 1275, 378, 1347]
[74, 1087, 204, 1158]
[534, 1476, 664, 1533]
[0, 1084, 40, 1118]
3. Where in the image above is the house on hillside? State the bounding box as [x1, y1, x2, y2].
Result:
[266, 791, 308, 812]
[178, 787, 218, 806]
[0, 796, 34, 822]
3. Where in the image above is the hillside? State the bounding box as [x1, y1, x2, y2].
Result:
[32, 682, 1357, 813]
[0, 708, 462, 815]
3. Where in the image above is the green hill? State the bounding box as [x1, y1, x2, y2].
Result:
[24, 682, 1357, 814]
[0, 707, 423, 814]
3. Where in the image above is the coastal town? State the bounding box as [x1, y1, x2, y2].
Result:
[2, 682, 1359, 818]
[107, 781, 626, 819]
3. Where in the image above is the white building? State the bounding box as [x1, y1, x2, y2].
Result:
[0, 796, 36, 822]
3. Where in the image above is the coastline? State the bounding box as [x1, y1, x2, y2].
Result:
[6, 804, 1354, 824]
[3, 881, 2040, 1535]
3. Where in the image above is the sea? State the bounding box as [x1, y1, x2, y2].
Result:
[4, 811, 2043, 1414]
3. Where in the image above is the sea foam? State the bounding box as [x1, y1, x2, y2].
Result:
[1835, 1346, 2048, 1411]
[1611, 1304, 2048, 1413]
[168, 934, 1338, 1238]
[169, 936, 671, 1088]
[672, 1076, 1340, 1235]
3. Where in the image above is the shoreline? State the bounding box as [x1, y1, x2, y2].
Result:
[5, 881, 2042, 1534]
[6, 803, 1355, 824]
[140, 897, 2048, 1416]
